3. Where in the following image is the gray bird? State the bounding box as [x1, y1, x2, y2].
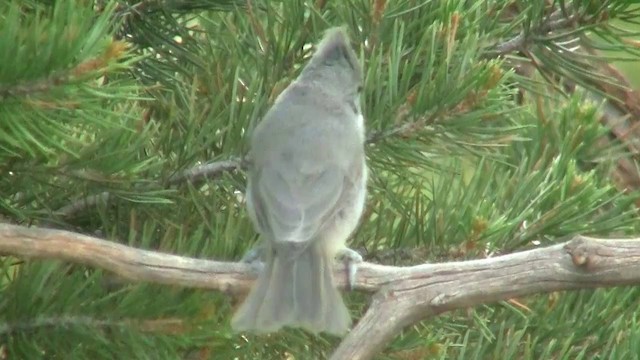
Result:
[231, 27, 367, 335]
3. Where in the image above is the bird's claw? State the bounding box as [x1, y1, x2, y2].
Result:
[241, 243, 265, 273]
[336, 248, 363, 291]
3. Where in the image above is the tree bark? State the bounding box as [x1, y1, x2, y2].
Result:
[2, 224, 640, 359]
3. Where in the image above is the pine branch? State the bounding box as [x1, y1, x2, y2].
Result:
[0, 41, 129, 100]
[580, 60, 640, 194]
[523, 41, 640, 194]
[54, 158, 244, 218]
[485, 4, 640, 194]
[0, 316, 129, 334]
[111, 0, 245, 17]
[54, 114, 435, 219]
[3, 224, 640, 359]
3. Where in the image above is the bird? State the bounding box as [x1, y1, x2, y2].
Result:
[231, 27, 367, 336]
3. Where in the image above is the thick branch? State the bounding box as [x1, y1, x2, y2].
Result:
[3, 224, 640, 358]
[0, 223, 255, 292]
[331, 238, 640, 359]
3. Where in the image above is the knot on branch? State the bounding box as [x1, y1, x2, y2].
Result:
[565, 239, 592, 268]
[564, 236, 605, 270]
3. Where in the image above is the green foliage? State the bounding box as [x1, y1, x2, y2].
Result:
[1, 0, 640, 359]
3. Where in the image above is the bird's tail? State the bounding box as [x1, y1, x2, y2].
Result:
[231, 240, 351, 335]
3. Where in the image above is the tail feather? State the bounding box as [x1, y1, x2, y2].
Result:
[231, 241, 351, 335]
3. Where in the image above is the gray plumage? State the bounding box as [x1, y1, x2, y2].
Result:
[231, 27, 367, 335]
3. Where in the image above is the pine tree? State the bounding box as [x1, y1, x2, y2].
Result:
[2, 0, 640, 359]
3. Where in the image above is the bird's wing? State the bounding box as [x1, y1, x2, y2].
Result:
[247, 162, 344, 244]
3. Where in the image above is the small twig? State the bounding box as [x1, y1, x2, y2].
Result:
[55, 158, 244, 219]
[167, 158, 244, 186]
[55, 192, 111, 218]
[489, 9, 581, 56]
[365, 123, 418, 144]
[3, 224, 640, 359]
[0, 72, 70, 100]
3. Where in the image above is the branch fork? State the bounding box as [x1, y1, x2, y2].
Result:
[2, 224, 640, 359]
